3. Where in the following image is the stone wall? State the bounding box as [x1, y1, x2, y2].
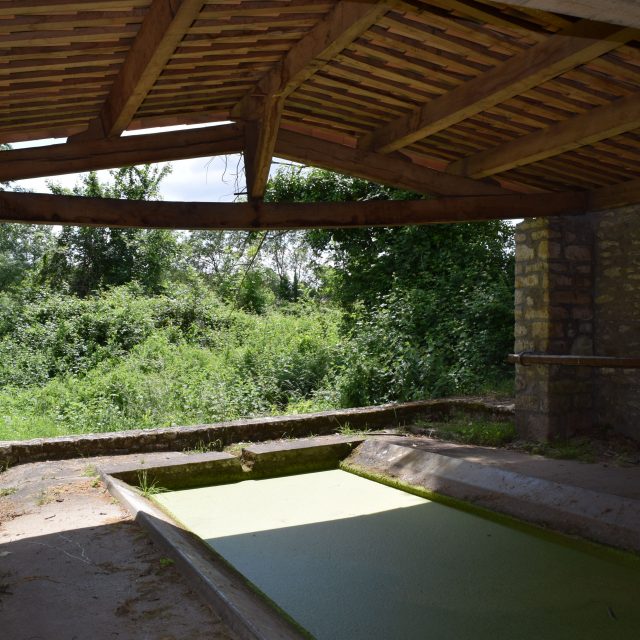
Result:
[514, 216, 594, 440]
[515, 205, 640, 441]
[593, 207, 640, 439]
[0, 398, 514, 469]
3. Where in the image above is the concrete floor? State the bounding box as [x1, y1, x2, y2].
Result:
[157, 469, 640, 640]
[0, 453, 239, 640]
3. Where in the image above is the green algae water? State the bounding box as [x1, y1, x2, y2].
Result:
[155, 470, 640, 640]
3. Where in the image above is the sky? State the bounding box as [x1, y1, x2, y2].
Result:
[10, 123, 267, 202]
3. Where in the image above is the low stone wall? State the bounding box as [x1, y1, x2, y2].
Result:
[0, 398, 514, 469]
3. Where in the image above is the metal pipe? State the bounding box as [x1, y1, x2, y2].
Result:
[507, 353, 640, 368]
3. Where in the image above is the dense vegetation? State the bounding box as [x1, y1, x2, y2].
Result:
[0, 164, 514, 440]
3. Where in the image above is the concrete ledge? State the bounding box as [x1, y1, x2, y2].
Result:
[102, 474, 308, 640]
[0, 398, 513, 468]
[242, 435, 365, 478]
[102, 436, 366, 490]
[103, 452, 246, 490]
[343, 439, 640, 554]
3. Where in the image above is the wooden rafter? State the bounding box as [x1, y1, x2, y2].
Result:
[361, 20, 635, 154]
[78, 0, 204, 139]
[0, 123, 242, 182]
[0, 190, 588, 230]
[448, 93, 640, 179]
[232, 0, 397, 118]
[232, 0, 397, 200]
[275, 129, 511, 197]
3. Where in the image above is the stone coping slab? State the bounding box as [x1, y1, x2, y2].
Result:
[343, 439, 640, 555]
[0, 398, 513, 468]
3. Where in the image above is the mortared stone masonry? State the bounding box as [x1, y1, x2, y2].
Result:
[515, 207, 640, 441]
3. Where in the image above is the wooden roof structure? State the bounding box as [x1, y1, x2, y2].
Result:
[0, 0, 639, 229]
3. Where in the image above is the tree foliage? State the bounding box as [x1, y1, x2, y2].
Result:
[0, 162, 516, 440]
[39, 166, 177, 296]
[266, 167, 515, 402]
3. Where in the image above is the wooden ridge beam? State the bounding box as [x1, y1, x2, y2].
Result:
[0, 190, 588, 230]
[495, 1, 640, 29]
[361, 20, 634, 154]
[79, 0, 205, 139]
[448, 92, 640, 179]
[0, 123, 243, 182]
[275, 128, 511, 197]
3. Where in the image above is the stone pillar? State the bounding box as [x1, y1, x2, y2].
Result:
[592, 206, 640, 439]
[514, 216, 594, 441]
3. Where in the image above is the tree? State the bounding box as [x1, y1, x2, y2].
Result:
[0, 143, 54, 290]
[264, 166, 515, 402]
[39, 165, 177, 296]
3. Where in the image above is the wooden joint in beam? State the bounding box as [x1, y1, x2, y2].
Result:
[231, 0, 397, 120]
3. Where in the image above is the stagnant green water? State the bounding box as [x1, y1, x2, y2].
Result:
[156, 470, 640, 640]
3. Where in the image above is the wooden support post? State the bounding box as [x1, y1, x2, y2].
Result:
[243, 96, 284, 201]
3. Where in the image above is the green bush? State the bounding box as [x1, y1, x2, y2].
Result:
[0, 294, 342, 440]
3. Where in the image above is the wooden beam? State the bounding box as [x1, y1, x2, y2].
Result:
[232, 0, 397, 198]
[275, 129, 511, 197]
[243, 95, 284, 201]
[81, 0, 204, 139]
[495, 1, 640, 29]
[589, 178, 640, 211]
[448, 93, 640, 179]
[0, 190, 588, 230]
[231, 0, 397, 119]
[361, 20, 634, 154]
[0, 123, 243, 182]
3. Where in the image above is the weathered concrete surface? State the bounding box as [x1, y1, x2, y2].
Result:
[0, 397, 513, 468]
[0, 452, 239, 640]
[344, 438, 640, 553]
[242, 435, 365, 477]
[102, 436, 366, 490]
[104, 451, 247, 490]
